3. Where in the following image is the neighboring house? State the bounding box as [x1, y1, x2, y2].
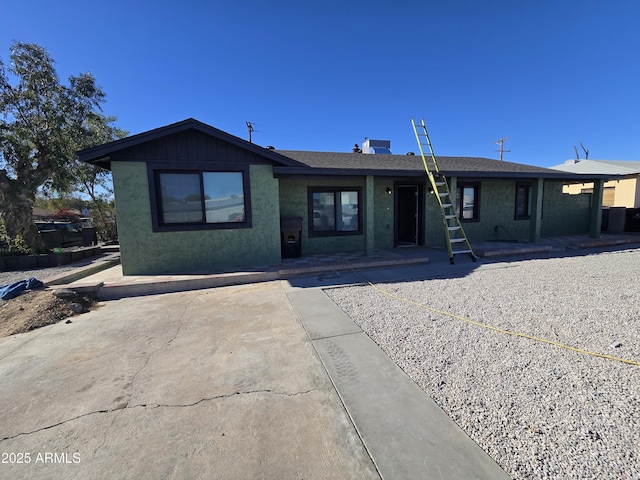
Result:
[32, 207, 56, 221]
[551, 159, 640, 208]
[78, 119, 609, 275]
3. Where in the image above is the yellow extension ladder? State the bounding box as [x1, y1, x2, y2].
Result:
[411, 118, 477, 264]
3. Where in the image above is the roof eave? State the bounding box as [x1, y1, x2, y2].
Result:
[273, 166, 616, 180]
[77, 118, 306, 169]
[446, 171, 616, 180]
[273, 166, 427, 177]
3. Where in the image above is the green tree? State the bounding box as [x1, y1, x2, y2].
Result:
[0, 42, 124, 252]
[34, 193, 88, 213]
[71, 114, 125, 243]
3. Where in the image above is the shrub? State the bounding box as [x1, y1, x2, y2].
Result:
[51, 208, 81, 226]
[0, 221, 32, 256]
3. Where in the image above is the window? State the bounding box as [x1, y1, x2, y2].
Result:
[456, 183, 480, 221]
[308, 187, 362, 236]
[582, 186, 616, 207]
[153, 169, 250, 231]
[515, 182, 531, 219]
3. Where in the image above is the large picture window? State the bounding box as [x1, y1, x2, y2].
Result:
[152, 168, 250, 231]
[308, 187, 362, 236]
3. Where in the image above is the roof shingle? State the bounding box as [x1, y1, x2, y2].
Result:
[275, 150, 595, 179]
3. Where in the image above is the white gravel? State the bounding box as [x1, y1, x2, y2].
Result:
[325, 248, 640, 480]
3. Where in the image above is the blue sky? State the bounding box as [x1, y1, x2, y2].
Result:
[4, 0, 640, 167]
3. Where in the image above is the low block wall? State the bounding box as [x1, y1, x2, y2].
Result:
[0, 246, 102, 272]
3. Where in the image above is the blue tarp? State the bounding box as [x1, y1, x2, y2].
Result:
[0, 278, 44, 300]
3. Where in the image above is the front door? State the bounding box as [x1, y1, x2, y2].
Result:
[396, 185, 419, 246]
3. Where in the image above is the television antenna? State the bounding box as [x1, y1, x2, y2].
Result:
[246, 121, 255, 143]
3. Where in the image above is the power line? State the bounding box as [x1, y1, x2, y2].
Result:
[493, 137, 511, 161]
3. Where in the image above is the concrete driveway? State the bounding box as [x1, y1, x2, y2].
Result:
[0, 281, 378, 479]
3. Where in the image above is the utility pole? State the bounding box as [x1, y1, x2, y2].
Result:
[493, 137, 511, 161]
[246, 121, 254, 143]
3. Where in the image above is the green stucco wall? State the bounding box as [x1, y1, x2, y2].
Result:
[373, 178, 396, 249]
[277, 176, 398, 254]
[424, 179, 591, 246]
[278, 176, 593, 254]
[112, 169, 594, 273]
[112, 162, 281, 275]
[278, 177, 365, 254]
[453, 180, 531, 244]
[541, 182, 592, 237]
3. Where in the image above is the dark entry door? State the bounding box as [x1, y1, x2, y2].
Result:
[397, 185, 419, 245]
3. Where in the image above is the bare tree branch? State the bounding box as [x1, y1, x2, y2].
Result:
[580, 141, 589, 159]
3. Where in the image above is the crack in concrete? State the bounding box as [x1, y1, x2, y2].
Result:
[85, 296, 196, 456]
[1, 296, 196, 445]
[2, 291, 320, 445]
[130, 388, 318, 409]
[91, 403, 126, 459]
[0, 389, 317, 443]
[0, 403, 127, 442]
[118, 294, 196, 409]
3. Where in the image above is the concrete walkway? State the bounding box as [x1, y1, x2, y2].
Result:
[285, 287, 509, 479]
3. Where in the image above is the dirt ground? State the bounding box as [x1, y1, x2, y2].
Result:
[0, 289, 97, 338]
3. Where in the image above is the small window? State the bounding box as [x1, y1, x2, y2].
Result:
[154, 169, 249, 230]
[515, 183, 532, 219]
[583, 186, 616, 207]
[456, 183, 480, 221]
[308, 187, 362, 236]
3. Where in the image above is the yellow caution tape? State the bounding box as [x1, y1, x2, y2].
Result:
[361, 278, 640, 368]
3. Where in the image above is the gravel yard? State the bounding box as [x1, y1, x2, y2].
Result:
[326, 248, 640, 480]
[0, 254, 105, 286]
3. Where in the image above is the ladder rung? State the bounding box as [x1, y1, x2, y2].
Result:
[415, 118, 475, 262]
